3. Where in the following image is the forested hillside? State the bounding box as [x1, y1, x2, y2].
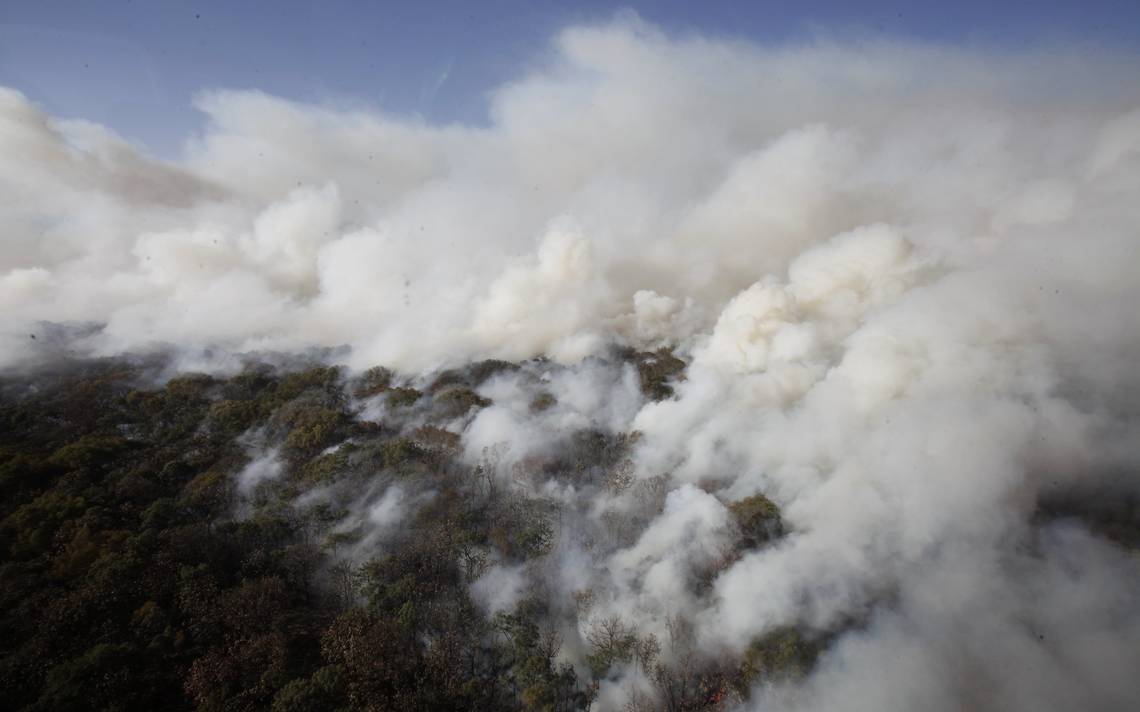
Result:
[0, 354, 805, 712]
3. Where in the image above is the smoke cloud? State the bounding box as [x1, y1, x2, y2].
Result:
[4, 16, 1140, 711]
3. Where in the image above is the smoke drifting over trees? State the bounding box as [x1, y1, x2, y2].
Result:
[2, 17, 1140, 712]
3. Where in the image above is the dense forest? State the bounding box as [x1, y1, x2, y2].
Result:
[0, 352, 811, 712]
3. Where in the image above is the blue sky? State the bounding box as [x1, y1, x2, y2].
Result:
[2, 0, 1138, 157]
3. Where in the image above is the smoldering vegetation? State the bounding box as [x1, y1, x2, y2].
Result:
[2, 345, 1138, 711]
[3, 15, 1140, 712]
[0, 350, 757, 711]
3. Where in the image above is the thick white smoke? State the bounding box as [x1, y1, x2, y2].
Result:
[4, 16, 1140, 711]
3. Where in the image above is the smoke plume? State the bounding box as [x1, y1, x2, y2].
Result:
[3, 16, 1140, 711]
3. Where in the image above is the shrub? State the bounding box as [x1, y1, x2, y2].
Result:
[271, 666, 345, 712]
[297, 449, 352, 486]
[530, 392, 556, 413]
[49, 435, 131, 471]
[208, 399, 263, 437]
[619, 347, 687, 400]
[585, 616, 636, 677]
[281, 406, 345, 458]
[276, 366, 342, 403]
[180, 470, 232, 515]
[728, 494, 784, 549]
[434, 387, 491, 418]
[385, 387, 421, 409]
[353, 366, 393, 399]
[738, 626, 818, 689]
[379, 438, 426, 471]
[468, 359, 520, 384]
